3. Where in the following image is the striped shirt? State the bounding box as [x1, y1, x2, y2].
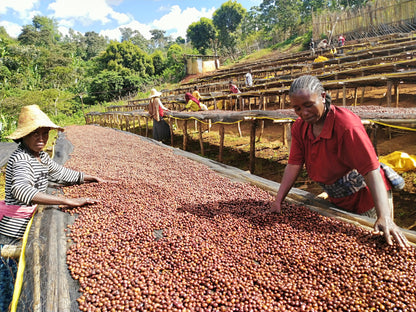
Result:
[1, 143, 83, 238]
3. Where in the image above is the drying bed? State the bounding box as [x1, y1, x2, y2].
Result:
[55, 125, 416, 311]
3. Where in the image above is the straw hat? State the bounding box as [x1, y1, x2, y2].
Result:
[6, 105, 64, 140]
[149, 88, 162, 98]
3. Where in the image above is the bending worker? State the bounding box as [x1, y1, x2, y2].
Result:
[0, 104, 104, 309]
[184, 92, 208, 111]
[270, 75, 409, 248]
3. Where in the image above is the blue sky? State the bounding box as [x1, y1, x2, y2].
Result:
[0, 0, 262, 40]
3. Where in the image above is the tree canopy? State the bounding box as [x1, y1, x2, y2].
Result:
[0, 0, 373, 134]
[187, 18, 217, 55]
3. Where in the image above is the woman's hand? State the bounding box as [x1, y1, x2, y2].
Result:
[64, 197, 99, 207]
[269, 199, 282, 214]
[373, 217, 409, 249]
[84, 175, 117, 183]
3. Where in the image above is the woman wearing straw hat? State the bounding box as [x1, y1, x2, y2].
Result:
[0, 105, 104, 310]
[1, 105, 104, 243]
[148, 88, 171, 142]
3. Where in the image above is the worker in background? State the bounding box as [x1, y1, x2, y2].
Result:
[184, 92, 208, 111]
[228, 81, 241, 110]
[338, 34, 346, 54]
[316, 39, 328, 55]
[229, 81, 241, 94]
[0, 104, 104, 311]
[192, 86, 202, 102]
[309, 38, 315, 56]
[148, 88, 171, 142]
[245, 69, 253, 87]
[270, 75, 409, 249]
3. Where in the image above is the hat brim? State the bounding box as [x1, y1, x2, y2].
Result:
[6, 124, 64, 140]
[150, 92, 162, 98]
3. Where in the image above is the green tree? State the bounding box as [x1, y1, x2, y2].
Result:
[150, 29, 167, 50]
[120, 27, 150, 52]
[0, 26, 13, 42]
[175, 36, 186, 45]
[212, 1, 246, 57]
[88, 70, 124, 102]
[96, 41, 154, 76]
[151, 50, 166, 76]
[240, 6, 262, 39]
[17, 15, 61, 47]
[84, 31, 108, 60]
[187, 17, 217, 55]
[163, 44, 185, 82]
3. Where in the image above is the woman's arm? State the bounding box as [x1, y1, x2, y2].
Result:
[364, 169, 409, 248]
[31, 192, 98, 207]
[158, 98, 169, 111]
[270, 164, 302, 213]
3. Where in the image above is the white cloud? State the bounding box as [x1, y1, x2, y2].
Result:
[98, 5, 215, 42]
[99, 28, 121, 41]
[0, 0, 40, 27]
[152, 5, 215, 39]
[58, 26, 71, 38]
[100, 20, 153, 41]
[0, 20, 22, 38]
[58, 19, 75, 28]
[0, 0, 39, 17]
[48, 0, 130, 26]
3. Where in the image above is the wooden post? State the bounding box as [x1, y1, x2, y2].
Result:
[198, 121, 204, 156]
[138, 116, 141, 135]
[237, 121, 242, 137]
[249, 119, 257, 174]
[354, 87, 358, 106]
[183, 120, 188, 151]
[283, 122, 292, 148]
[386, 80, 392, 107]
[258, 120, 265, 142]
[360, 87, 365, 105]
[219, 124, 225, 163]
[367, 123, 378, 156]
[169, 118, 174, 146]
[394, 83, 399, 108]
[342, 85, 347, 106]
[145, 118, 149, 137]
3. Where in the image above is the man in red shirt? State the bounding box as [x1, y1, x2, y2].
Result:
[229, 81, 241, 94]
[270, 75, 409, 249]
[338, 34, 345, 53]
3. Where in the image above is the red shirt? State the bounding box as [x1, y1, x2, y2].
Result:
[229, 84, 240, 94]
[289, 105, 390, 214]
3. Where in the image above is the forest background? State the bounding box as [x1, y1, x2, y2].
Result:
[0, 0, 369, 141]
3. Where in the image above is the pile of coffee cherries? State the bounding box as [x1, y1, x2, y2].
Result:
[63, 125, 416, 312]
